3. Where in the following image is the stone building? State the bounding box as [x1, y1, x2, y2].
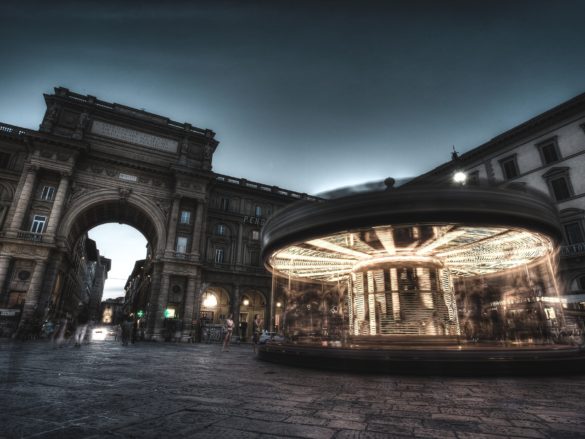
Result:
[408, 91, 585, 328]
[0, 87, 314, 340]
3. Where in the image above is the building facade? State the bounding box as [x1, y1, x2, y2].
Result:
[409, 92, 585, 328]
[0, 87, 314, 340]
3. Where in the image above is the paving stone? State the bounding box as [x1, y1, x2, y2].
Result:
[315, 410, 366, 422]
[412, 427, 457, 438]
[334, 430, 405, 439]
[327, 419, 368, 430]
[477, 424, 548, 438]
[219, 416, 336, 439]
[285, 415, 330, 426]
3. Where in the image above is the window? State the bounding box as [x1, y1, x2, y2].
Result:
[251, 230, 260, 240]
[468, 171, 480, 186]
[550, 177, 572, 201]
[31, 215, 46, 234]
[215, 224, 226, 236]
[176, 236, 188, 253]
[179, 210, 191, 225]
[543, 167, 574, 202]
[40, 186, 55, 201]
[220, 198, 230, 211]
[564, 222, 584, 245]
[255, 205, 262, 217]
[0, 152, 10, 169]
[214, 248, 225, 264]
[499, 155, 519, 180]
[536, 138, 560, 165]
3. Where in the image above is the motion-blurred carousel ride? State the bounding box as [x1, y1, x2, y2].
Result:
[258, 184, 585, 373]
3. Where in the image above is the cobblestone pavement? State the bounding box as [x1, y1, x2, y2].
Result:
[1, 339, 584, 439]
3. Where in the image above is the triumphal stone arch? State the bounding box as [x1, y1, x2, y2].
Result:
[0, 87, 310, 340]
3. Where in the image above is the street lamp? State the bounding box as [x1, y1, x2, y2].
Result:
[453, 171, 467, 185]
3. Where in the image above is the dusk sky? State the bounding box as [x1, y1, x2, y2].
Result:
[2, 0, 585, 298]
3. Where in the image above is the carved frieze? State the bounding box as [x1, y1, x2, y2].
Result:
[91, 120, 178, 153]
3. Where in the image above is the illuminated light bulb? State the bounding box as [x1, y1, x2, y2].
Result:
[243, 299, 250, 306]
[276, 302, 282, 308]
[453, 171, 467, 184]
[203, 294, 217, 308]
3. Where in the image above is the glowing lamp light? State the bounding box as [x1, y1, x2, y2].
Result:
[242, 298, 250, 306]
[136, 310, 144, 318]
[453, 171, 467, 184]
[276, 302, 282, 308]
[164, 308, 175, 318]
[203, 294, 217, 308]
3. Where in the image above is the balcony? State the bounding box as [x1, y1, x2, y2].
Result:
[17, 231, 44, 242]
[560, 242, 585, 258]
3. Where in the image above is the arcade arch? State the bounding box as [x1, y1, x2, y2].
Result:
[57, 190, 166, 256]
[200, 287, 230, 324]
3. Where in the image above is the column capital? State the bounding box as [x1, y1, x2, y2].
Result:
[25, 164, 39, 173]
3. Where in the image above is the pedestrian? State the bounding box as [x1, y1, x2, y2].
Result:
[252, 314, 262, 353]
[52, 317, 69, 348]
[121, 313, 134, 346]
[222, 313, 234, 352]
[74, 306, 90, 347]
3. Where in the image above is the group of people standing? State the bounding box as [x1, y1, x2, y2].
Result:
[222, 313, 263, 352]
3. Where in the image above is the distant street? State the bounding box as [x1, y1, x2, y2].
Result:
[1, 339, 584, 438]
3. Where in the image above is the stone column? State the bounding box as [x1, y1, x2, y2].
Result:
[232, 285, 241, 337]
[19, 259, 47, 325]
[165, 196, 181, 257]
[44, 173, 71, 240]
[191, 199, 206, 257]
[182, 275, 197, 340]
[0, 255, 11, 299]
[146, 262, 162, 338]
[153, 273, 170, 339]
[193, 279, 204, 326]
[10, 165, 38, 231]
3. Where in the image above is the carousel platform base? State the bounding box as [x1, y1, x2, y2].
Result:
[257, 342, 585, 376]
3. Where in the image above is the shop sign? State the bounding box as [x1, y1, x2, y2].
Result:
[243, 216, 266, 226]
[0, 309, 20, 317]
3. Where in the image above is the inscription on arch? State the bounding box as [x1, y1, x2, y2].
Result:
[91, 120, 178, 153]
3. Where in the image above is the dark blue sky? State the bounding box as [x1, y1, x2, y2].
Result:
[2, 0, 585, 194]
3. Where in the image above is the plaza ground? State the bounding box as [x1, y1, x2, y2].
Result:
[0, 339, 584, 438]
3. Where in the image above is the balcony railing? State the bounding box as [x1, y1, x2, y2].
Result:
[214, 173, 320, 201]
[561, 242, 585, 257]
[0, 122, 31, 137]
[16, 231, 44, 242]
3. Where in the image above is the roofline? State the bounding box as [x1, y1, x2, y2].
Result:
[410, 90, 585, 183]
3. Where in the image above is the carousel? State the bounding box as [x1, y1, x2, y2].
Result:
[259, 185, 585, 374]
